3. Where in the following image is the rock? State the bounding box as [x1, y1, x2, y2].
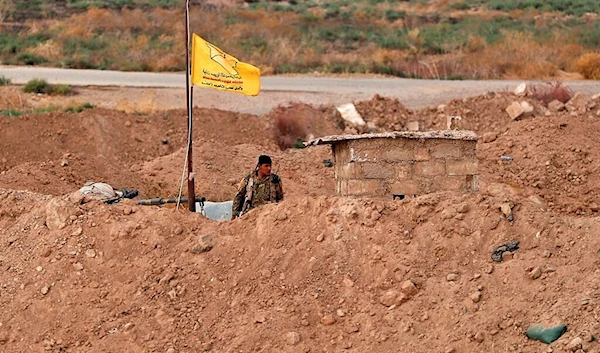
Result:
[506, 101, 525, 120]
[548, 100, 566, 112]
[379, 290, 400, 307]
[484, 264, 494, 274]
[73, 262, 84, 271]
[502, 252, 513, 261]
[400, 280, 418, 297]
[190, 243, 213, 254]
[470, 292, 482, 303]
[446, 273, 459, 282]
[457, 203, 470, 213]
[41, 285, 49, 295]
[526, 324, 567, 344]
[481, 132, 498, 143]
[41, 248, 52, 257]
[166, 348, 176, 353]
[85, 249, 96, 258]
[36, 266, 43, 272]
[71, 227, 83, 236]
[60, 160, 69, 167]
[444, 348, 456, 353]
[336, 309, 345, 317]
[125, 121, 132, 127]
[567, 337, 583, 351]
[515, 83, 529, 96]
[529, 267, 542, 280]
[593, 92, 600, 101]
[499, 203, 514, 221]
[566, 92, 590, 112]
[254, 314, 266, 323]
[520, 101, 535, 114]
[474, 331, 485, 343]
[123, 206, 133, 216]
[406, 121, 422, 131]
[173, 227, 184, 235]
[285, 331, 301, 346]
[320, 314, 336, 326]
[441, 208, 456, 220]
[316, 233, 324, 242]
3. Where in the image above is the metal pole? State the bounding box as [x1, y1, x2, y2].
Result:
[185, 0, 196, 212]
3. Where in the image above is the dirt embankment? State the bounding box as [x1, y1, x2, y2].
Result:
[1, 86, 600, 353]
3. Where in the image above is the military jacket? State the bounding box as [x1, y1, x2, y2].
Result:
[232, 171, 284, 217]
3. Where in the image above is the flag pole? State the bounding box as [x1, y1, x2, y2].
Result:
[185, 0, 196, 212]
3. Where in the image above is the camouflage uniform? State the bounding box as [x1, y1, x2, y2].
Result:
[232, 171, 284, 217]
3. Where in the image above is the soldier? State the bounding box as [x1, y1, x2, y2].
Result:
[231, 155, 284, 219]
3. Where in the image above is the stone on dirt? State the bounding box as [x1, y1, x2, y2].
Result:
[506, 102, 525, 120]
[548, 100, 566, 112]
[320, 314, 336, 326]
[285, 331, 301, 346]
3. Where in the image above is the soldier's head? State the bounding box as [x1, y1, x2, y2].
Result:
[257, 155, 272, 177]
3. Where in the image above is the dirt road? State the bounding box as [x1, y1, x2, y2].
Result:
[1, 65, 599, 114]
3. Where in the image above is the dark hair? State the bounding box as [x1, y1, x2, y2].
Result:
[258, 155, 272, 165]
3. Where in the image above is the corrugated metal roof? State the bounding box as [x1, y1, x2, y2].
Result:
[305, 130, 478, 147]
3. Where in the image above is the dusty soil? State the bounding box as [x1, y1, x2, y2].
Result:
[2, 84, 600, 353]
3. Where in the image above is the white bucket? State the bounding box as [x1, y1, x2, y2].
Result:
[196, 200, 233, 221]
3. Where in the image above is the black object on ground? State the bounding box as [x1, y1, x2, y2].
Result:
[491, 240, 520, 262]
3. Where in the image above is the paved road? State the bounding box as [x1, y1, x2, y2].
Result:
[2, 65, 599, 114]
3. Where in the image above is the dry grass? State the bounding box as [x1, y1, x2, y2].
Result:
[271, 104, 309, 150]
[576, 53, 600, 80]
[458, 32, 583, 79]
[0, 87, 29, 110]
[3, 4, 600, 80]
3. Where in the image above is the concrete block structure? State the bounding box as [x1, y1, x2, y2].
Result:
[306, 131, 478, 198]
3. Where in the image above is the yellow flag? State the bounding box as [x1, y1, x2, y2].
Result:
[191, 34, 260, 96]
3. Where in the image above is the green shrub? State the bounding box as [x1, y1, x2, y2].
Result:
[23, 78, 51, 94]
[0, 76, 11, 86]
[1, 109, 22, 117]
[16, 52, 48, 65]
[65, 102, 95, 113]
[32, 106, 59, 114]
[22, 79, 73, 95]
[51, 84, 72, 95]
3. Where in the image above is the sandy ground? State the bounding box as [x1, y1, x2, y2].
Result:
[1, 83, 600, 353]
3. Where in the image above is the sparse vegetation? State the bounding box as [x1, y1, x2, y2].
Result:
[65, 102, 94, 113]
[23, 78, 51, 94]
[530, 82, 574, 105]
[575, 53, 600, 80]
[272, 105, 309, 150]
[0, 75, 11, 86]
[0, 1, 599, 79]
[1, 105, 58, 117]
[23, 78, 72, 95]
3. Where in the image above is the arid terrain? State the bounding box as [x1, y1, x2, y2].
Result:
[2, 81, 600, 353]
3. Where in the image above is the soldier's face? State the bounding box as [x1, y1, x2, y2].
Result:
[258, 163, 271, 176]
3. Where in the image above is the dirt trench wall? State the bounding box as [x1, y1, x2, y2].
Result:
[332, 136, 478, 198]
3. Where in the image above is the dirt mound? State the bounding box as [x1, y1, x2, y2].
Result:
[478, 115, 600, 215]
[265, 102, 343, 149]
[1, 188, 600, 353]
[0, 107, 269, 172]
[140, 140, 336, 201]
[3, 89, 600, 353]
[354, 94, 415, 132]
